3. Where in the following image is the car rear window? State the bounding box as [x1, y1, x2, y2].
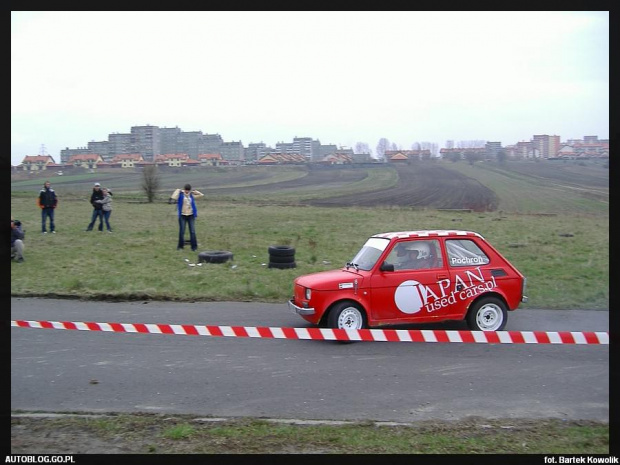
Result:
[446, 239, 490, 267]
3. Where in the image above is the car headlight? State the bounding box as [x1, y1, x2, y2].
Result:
[305, 288, 312, 300]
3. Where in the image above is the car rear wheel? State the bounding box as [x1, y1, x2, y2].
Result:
[466, 297, 507, 331]
[328, 302, 367, 330]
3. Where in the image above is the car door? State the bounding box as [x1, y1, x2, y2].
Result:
[368, 239, 453, 324]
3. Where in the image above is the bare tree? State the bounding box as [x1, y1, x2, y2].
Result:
[354, 142, 371, 155]
[141, 165, 161, 203]
[376, 138, 390, 161]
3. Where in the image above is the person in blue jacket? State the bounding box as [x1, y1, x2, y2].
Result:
[170, 184, 204, 251]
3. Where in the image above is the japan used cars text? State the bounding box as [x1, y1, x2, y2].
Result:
[288, 230, 528, 331]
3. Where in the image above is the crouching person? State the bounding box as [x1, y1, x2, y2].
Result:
[11, 219, 25, 263]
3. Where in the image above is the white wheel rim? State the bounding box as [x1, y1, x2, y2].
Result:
[476, 303, 503, 331]
[337, 307, 363, 329]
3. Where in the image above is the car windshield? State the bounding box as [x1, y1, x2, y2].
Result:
[347, 237, 391, 271]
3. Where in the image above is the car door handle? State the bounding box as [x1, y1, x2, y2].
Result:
[436, 274, 448, 280]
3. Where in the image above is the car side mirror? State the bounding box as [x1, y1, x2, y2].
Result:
[380, 261, 394, 272]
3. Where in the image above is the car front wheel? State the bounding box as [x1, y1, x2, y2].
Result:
[466, 297, 507, 331]
[327, 302, 367, 330]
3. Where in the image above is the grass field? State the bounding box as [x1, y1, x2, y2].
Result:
[11, 160, 609, 309]
[444, 160, 608, 214]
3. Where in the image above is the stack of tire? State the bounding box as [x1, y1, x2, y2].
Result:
[268, 245, 296, 269]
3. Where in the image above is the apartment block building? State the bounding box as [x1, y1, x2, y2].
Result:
[60, 147, 91, 163]
[131, 125, 160, 162]
[108, 132, 133, 158]
[532, 134, 561, 159]
[484, 141, 503, 159]
[203, 133, 224, 154]
[220, 141, 245, 163]
[159, 127, 182, 155]
[293, 137, 322, 162]
[245, 142, 270, 162]
[176, 131, 203, 159]
[87, 140, 112, 161]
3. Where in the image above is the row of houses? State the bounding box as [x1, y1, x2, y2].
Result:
[15, 152, 358, 172]
[16, 139, 609, 172]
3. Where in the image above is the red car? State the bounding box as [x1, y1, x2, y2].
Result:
[288, 230, 528, 331]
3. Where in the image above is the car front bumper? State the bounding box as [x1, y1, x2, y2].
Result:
[288, 299, 315, 316]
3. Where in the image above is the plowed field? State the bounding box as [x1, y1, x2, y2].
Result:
[12, 159, 607, 214]
[304, 164, 499, 211]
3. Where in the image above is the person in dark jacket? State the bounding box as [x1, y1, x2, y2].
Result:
[38, 181, 58, 234]
[85, 183, 104, 231]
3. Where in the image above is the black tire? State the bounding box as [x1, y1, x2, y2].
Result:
[466, 296, 507, 331]
[327, 301, 367, 330]
[198, 251, 234, 264]
[268, 261, 296, 269]
[268, 254, 296, 264]
[268, 245, 296, 257]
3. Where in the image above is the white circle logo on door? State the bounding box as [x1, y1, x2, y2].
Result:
[394, 280, 425, 314]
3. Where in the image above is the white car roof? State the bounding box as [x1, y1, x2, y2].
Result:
[373, 230, 484, 240]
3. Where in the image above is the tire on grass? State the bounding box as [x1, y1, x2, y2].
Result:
[198, 251, 234, 264]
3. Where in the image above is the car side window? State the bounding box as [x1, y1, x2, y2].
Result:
[446, 239, 490, 267]
[389, 239, 443, 270]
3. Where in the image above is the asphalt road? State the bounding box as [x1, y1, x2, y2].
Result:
[10, 297, 609, 423]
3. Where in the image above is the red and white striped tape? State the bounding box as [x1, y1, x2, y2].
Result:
[10, 320, 609, 344]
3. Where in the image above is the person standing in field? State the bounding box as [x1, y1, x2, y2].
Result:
[170, 183, 204, 251]
[95, 187, 113, 232]
[38, 180, 58, 234]
[85, 183, 104, 231]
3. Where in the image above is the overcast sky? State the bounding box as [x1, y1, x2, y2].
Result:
[11, 11, 609, 165]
